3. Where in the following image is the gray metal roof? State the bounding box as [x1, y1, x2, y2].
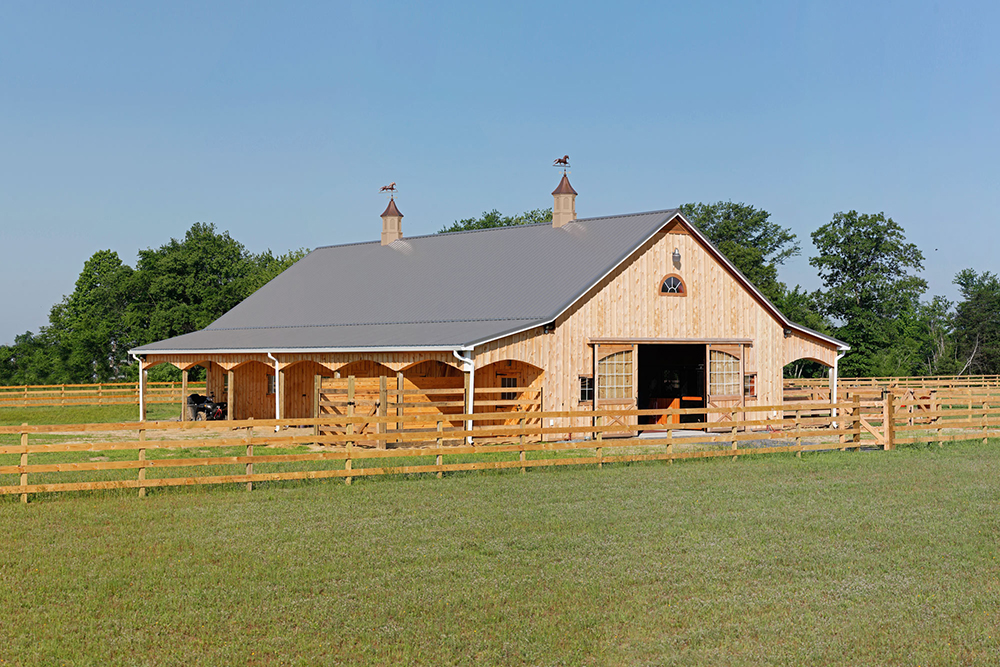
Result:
[133, 208, 849, 354]
[134, 210, 683, 353]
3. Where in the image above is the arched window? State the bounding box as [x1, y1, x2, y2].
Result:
[659, 274, 687, 296]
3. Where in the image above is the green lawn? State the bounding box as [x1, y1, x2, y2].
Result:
[0, 402, 177, 427]
[1, 440, 998, 665]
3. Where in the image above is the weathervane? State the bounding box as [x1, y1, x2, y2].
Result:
[553, 155, 571, 178]
[379, 182, 398, 200]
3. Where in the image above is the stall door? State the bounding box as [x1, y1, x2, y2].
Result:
[595, 343, 638, 436]
[707, 344, 744, 425]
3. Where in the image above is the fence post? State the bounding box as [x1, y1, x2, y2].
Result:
[667, 424, 674, 464]
[853, 394, 862, 450]
[246, 419, 254, 492]
[345, 444, 353, 486]
[795, 410, 802, 458]
[347, 376, 355, 449]
[61, 384, 66, 407]
[730, 410, 738, 461]
[883, 390, 895, 451]
[138, 426, 147, 497]
[313, 374, 321, 435]
[20, 424, 28, 504]
[378, 376, 388, 450]
[983, 400, 989, 445]
[396, 371, 404, 432]
[519, 416, 526, 474]
[436, 419, 444, 479]
[595, 415, 603, 469]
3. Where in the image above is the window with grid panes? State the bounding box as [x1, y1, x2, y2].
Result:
[579, 376, 594, 402]
[597, 350, 633, 400]
[500, 376, 517, 401]
[709, 350, 740, 396]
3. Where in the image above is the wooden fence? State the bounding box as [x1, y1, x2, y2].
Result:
[315, 375, 542, 440]
[784, 375, 1000, 391]
[0, 382, 205, 408]
[4, 388, 999, 502]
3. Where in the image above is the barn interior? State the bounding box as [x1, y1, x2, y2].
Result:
[637, 344, 706, 425]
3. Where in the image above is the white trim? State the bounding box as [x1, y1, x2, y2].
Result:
[132, 344, 476, 355]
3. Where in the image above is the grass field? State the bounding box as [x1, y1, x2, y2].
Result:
[0, 403, 176, 428]
[1, 438, 999, 666]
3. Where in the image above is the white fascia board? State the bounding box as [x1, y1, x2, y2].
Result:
[131, 344, 475, 356]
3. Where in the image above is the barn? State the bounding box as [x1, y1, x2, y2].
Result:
[130, 174, 848, 430]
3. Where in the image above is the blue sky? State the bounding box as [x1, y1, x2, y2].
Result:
[1, 0, 997, 345]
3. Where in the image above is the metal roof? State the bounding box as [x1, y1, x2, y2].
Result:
[132, 208, 848, 354]
[134, 210, 681, 353]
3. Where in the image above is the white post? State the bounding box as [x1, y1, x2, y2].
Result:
[268, 352, 281, 429]
[139, 368, 146, 422]
[453, 350, 475, 445]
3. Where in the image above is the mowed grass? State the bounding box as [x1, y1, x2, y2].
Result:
[0, 403, 177, 428]
[1, 441, 999, 666]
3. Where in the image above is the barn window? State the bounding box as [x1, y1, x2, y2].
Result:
[598, 350, 633, 400]
[709, 350, 740, 396]
[267, 375, 276, 395]
[659, 274, 686, 296]
[579, 376, 594, 402]
[744, 372, 757, 398]
[500, 376, 518, 401]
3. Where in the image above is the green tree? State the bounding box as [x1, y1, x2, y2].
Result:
[952, 269, 1000, 374]
[810, 211, 927, 377]
[1, 223, 308, 385]
[45, 250, 136, 382]
[680, 201, 800, 304]
[439, 208, 552, 233]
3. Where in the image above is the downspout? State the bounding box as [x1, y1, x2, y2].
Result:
[831, 349, 847, 427]
[130, 352, 145, 422]
[267, 352, 281, 429]
[453, 349, 475, 444]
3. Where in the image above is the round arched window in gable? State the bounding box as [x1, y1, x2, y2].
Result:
[659, 274, 687, 297]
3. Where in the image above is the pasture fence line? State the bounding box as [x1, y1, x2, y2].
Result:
[0, 381, 205, 408]
[4, 389, 999, 502]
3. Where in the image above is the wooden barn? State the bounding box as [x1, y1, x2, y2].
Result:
[131, 173, 848, 430]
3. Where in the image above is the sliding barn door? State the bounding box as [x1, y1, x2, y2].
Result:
[706, 344, 744, 425]
[595, 343, 638, 436]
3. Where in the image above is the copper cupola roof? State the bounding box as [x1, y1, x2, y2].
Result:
[381, 198, 403, 218]
[551, 174, 578, 196]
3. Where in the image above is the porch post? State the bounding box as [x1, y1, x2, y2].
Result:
[227, 369, 234, 420]
[830, 352, 839, 427]
[181, 369, 189, 421]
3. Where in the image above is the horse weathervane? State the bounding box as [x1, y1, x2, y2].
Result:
[553, 155, 570, 168]
[379, 182, 397, 196]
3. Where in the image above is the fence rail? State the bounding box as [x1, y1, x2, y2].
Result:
[4, 389, 999, 502]
[0, 382, 205, 408]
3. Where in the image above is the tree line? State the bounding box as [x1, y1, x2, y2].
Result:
[0, 223, 307, 385]
[1, 204, 995, 386]
[444, 204, 999, 378]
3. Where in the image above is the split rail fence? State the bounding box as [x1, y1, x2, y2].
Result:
[4, 388, 1000, 502]
[0, 382, 205, 408]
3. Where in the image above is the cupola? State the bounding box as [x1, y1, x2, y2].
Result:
[380, 197, 403, 245]
[552, 173, 577, 227]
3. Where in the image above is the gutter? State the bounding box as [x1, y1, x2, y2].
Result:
[453, 349, 475, 444]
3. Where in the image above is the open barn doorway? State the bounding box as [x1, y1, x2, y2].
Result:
[637, 344, 706, 426]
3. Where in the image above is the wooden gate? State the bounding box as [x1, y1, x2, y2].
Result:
[706, 344, 744, 426]
[595, 343, 638, 436]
